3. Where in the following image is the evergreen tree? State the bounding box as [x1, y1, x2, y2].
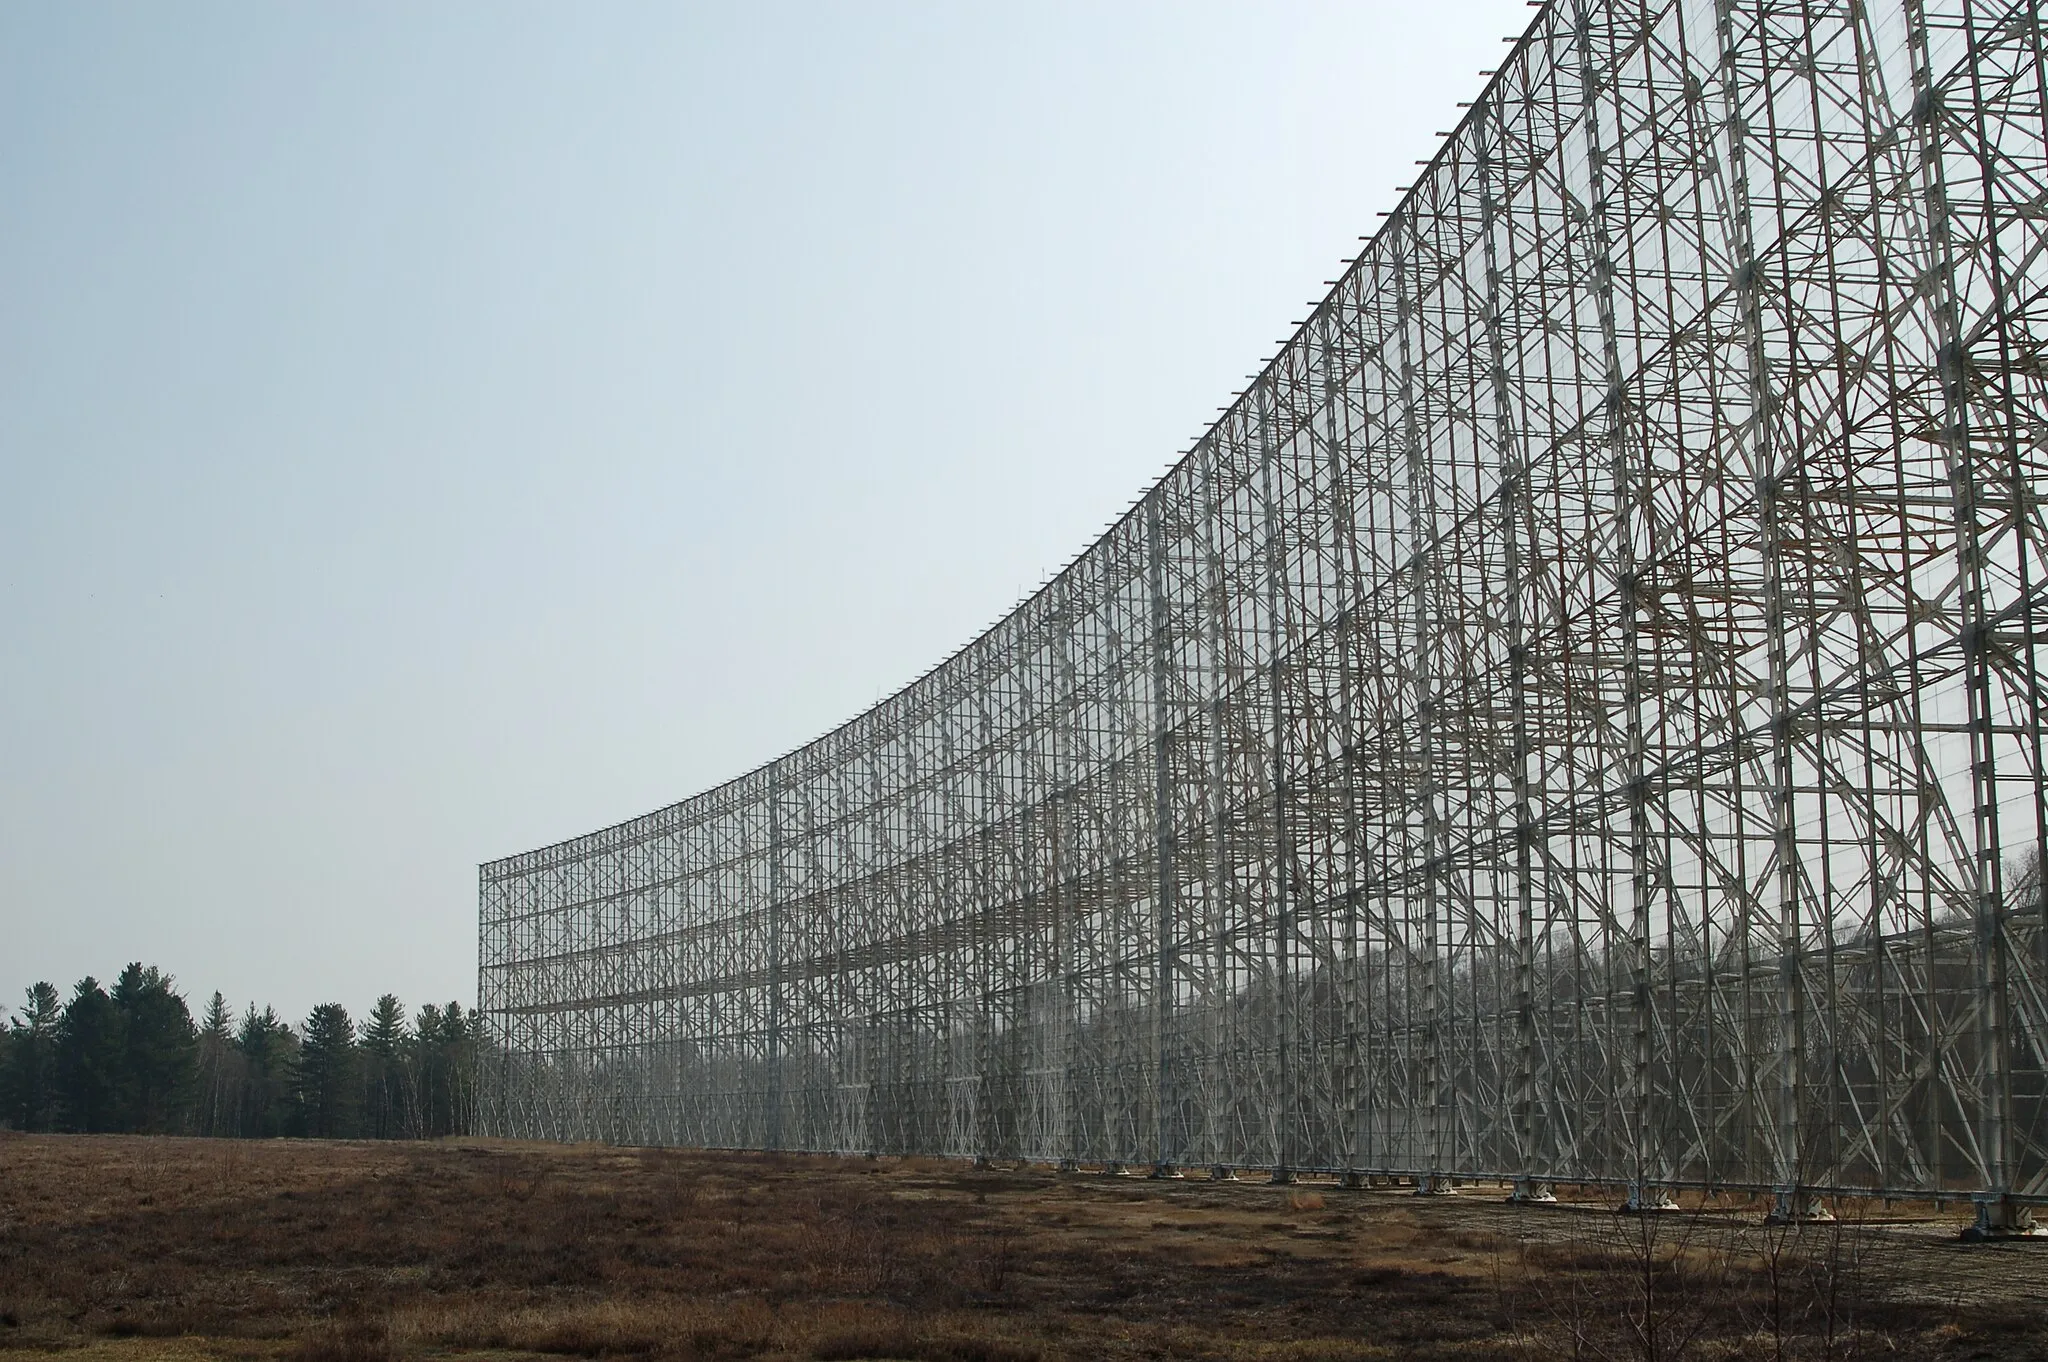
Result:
[438, 1002, 476, 1137]
[55, 978, 121, 1132]
[404, 1003, 444, 1137]
[196, 991, 239, 1137]
[110, 963, 197, 1132]
[358, 993, 406, 1139]
[295, 1003, 357, 1138]
[395, 1001, 478, 1138]
[4, 967, 472, 1140]
[234, 1004, 297, 1138]
[1, 983, 62, 1130]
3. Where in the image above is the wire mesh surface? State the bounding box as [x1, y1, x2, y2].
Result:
[480, 0, 2048, 1212]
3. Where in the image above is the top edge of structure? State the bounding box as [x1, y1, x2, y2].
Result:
[479, 4, 1556, 883]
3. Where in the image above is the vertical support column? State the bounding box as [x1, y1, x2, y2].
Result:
[1711, 0, 1772, 1214]
[1053, 608, 1079, 1172]
[895, 738, 921, 1156]
[974, 688, 998, 1167]
[1479, 90, 1551, 1206]
[476, 878, 492, 1137]
[1258, 383, 1295, 1183]
[1200, 437, 1235, 1179]
[767, 763, 786, 1153]
[862, 749, 884, 1159]
[1905, 0, 2033, 1241]
[1316, 300, 1368, 1187]
[1148, 491, 1179, 1176]
[1716, 0, 1824, 1225]
[791, 785, 816, 1152]
[1574, 0, 1661, 1214]
[1958, 0, 2048, 1234]
[1393, 208, 1450, 1195]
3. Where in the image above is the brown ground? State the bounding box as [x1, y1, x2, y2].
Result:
[0, 1133, 2042, 1362]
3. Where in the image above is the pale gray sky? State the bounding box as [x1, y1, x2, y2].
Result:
[1, 1, 1530, 1025]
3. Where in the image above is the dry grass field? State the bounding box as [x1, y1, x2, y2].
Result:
[0, 1132, 2042, 1362]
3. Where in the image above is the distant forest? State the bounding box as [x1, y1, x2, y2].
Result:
[0, 964, 475, 1139]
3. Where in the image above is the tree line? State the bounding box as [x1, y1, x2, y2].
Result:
[0, 963, 476, 1139]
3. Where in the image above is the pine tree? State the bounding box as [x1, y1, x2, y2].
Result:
[295, 1003, 357, 1138]
[439, 1001, 476, 1137]
[196, 991, 239, 1137]
[235, 1005, 297, 1138]
[110, 963, 197, 1133]
[358, 994, 406, 1139]
[403, 1003, 443, 1138]
[56, 978, 121, 1132]
[1, 983, 62, 1130]
[4, 972, 471, 1140]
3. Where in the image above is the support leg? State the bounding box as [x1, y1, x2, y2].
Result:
[1961, 1195, 2045, 1242]
[1619, 1183, 1678, 1214]
[1764, 1188, 1834, 1225]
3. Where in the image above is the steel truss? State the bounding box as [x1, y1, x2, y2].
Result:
[480, 0, 2048, 1226]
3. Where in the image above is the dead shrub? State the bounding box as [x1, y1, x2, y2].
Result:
[406, 1299, 720, 1358]
[816, 1325, 1041, 1362]
[292, 1316, 395, 1362]
[531, 1302, 667, 1356]
[792, 1196, 908, 1296]
[973, 1231, 1017, 1295]
[682, 1296, 778, 1356]
[493, 1159, 553, 1202]
[1287, 1190, 1327, 1212]
[638, 1149, 705, 1218]
[812, 1320, 918, 1360]
[911, 1337, 1041, 1362]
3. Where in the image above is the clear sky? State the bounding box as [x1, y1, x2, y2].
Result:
[1, 1, 1531, 1027]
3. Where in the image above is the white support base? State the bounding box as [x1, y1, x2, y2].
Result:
[1764, 1189, 1834, 1225]
[1619, 1184, 1679, 1214]
[1961, 1196, 2046, 1242]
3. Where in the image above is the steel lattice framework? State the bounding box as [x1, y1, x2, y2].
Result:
[480, 0, 2048, 1230]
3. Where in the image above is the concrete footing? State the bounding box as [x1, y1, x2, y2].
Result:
[1269, 1166, 1296, 1185]
[1961, 1195, 2046, 1242]
[1619, 1183, 1680, 1214]
[1413, 1173, 1455, 1196]
[1764, 1189, 1834, 1225]
[1209, 1164, 1238, 1182]
[1507, 1177, 1557, 1204]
